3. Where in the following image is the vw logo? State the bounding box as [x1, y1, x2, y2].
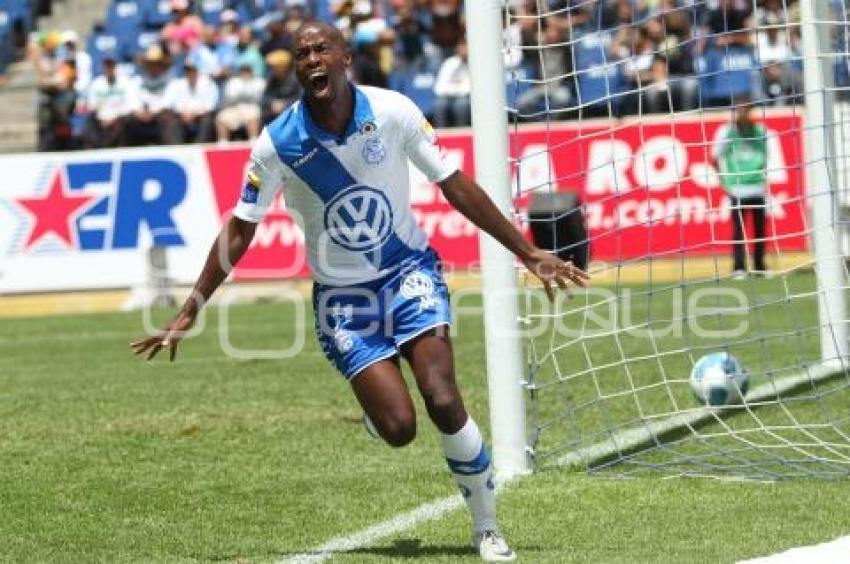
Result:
[324, 185, 393, 251]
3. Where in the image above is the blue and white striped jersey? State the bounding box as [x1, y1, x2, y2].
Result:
[233, 85, 456, 286]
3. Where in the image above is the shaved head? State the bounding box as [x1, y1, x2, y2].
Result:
[294, 20, 348, 50]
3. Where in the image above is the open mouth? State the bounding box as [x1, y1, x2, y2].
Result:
[309, 72, 330, 95]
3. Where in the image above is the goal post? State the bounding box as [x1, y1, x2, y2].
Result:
[468, 0, 850, 479]
[800, 0, 849, 362]
[464, 0, 530, 478]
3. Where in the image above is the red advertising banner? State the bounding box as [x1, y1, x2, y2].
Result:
[204, 112, 806, 280]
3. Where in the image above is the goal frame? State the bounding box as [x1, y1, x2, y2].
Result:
[467, 0, 848, 475]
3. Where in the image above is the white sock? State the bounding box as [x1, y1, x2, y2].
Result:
[440, 416, 497, 533]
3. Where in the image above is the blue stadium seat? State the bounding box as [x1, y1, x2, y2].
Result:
[106, 0, 143, 57]
[141, 0, 173, 29]
[106, 0, 143, 33]
[696, 43, 757, 107]
[233, 0, 280, 24]
[87, 27, 121, 72]
[197, 0, 226, 25]
[573, 31, 624, 113]
[0, 7, 10, 75]
[389, 62, 437, 118]
[0, 0, 33, 36]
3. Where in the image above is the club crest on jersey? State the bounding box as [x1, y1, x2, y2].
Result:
[362, 137, 387, 165]
[324, 185, 393, 251]
[400, 271, 437, 311]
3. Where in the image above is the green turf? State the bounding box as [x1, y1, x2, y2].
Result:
[1, 286, 848, 562]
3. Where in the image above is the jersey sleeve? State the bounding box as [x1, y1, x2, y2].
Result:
[232, 129, 287, 223]
[397, 94, 457, 183]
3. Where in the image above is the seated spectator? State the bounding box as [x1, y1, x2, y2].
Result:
[230, 26, 265, 78]
[433, 39, 470, 127]
[189, 26, 226, 81]
[82, 54, 132, 148]
[260, 17, 292, 57]
[704, 0, 753, 44]
[430, 0, 463, 59]
[262, 49, 300, 124]
[216, 63, 265, 142]
[125, 45, 181, 145]
[164, 59, 219, 143]
[32, 31, 76, 151]
[38, 58, 78, 151]
[515, 16, 573, 118]
[697, 30, 757, 108]
[162, 0, 203, 55]
[282, 0, 307, 37]
[59, 31, 92, 99]
[617, 26, 657, 114]
[392, 4, 439, 71]
[353, 28, 388, 88]
[756, 12, 792, 65]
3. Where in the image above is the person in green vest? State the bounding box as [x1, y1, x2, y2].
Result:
[711, 96, 769, 278]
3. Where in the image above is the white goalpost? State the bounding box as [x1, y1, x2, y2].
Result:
[464, 0, 530, 479]
[469, 0, 850, 479]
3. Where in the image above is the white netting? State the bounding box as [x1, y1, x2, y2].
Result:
[505, 0, 850, 479]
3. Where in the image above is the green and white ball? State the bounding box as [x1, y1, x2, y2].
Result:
[690, 352, 749, 406]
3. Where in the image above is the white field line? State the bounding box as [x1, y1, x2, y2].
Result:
[737, 536, 850, 564]
[282, 494, 466, 564]
[282, 479, 515, 563]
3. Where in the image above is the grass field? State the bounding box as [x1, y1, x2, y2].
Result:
[2, 280, 850, 562]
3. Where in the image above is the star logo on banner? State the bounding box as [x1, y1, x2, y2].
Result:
[14, 171, 96, 251]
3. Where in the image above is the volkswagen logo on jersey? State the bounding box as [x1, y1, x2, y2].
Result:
[362, 137, 387, 165]
[324, 185, 393, 251]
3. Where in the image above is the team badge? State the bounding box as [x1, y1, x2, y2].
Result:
[362, 137, 387, 165]
[400, 271, 437, 311]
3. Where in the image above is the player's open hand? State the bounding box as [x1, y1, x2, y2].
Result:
[130, 311, 196, 362]
[522, 248, 590, 301]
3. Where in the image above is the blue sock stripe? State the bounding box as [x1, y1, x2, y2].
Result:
[446, 444, 491, 476]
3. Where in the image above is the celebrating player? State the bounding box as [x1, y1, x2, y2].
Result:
[131, 21, 588, 562]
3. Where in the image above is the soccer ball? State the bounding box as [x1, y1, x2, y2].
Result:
[690, 352, 749, 406]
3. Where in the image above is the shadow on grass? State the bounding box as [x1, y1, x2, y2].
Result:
[284, 538, 541, 559]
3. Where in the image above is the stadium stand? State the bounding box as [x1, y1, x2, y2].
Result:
[0, 0, 841, 153]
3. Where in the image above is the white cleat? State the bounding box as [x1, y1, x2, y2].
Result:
[731, 269, 748, 280]
[473, 530, 517, 562]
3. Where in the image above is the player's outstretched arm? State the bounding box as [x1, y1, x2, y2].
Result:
[130, 216, 257, 361]
[438, 170, 590, 299]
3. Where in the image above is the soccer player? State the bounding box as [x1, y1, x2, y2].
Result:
[712, 97, 769, 278]
[131, 21, 588, 561]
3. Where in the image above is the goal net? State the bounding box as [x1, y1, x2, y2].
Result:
[503, 0, 850, 479]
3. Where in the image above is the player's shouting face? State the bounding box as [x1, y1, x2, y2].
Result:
[293, 22, 352, 102]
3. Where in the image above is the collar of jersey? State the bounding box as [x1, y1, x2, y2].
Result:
[297, 85, 374, 146]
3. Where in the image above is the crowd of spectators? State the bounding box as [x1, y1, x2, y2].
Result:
[8, 0, 849, 152]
